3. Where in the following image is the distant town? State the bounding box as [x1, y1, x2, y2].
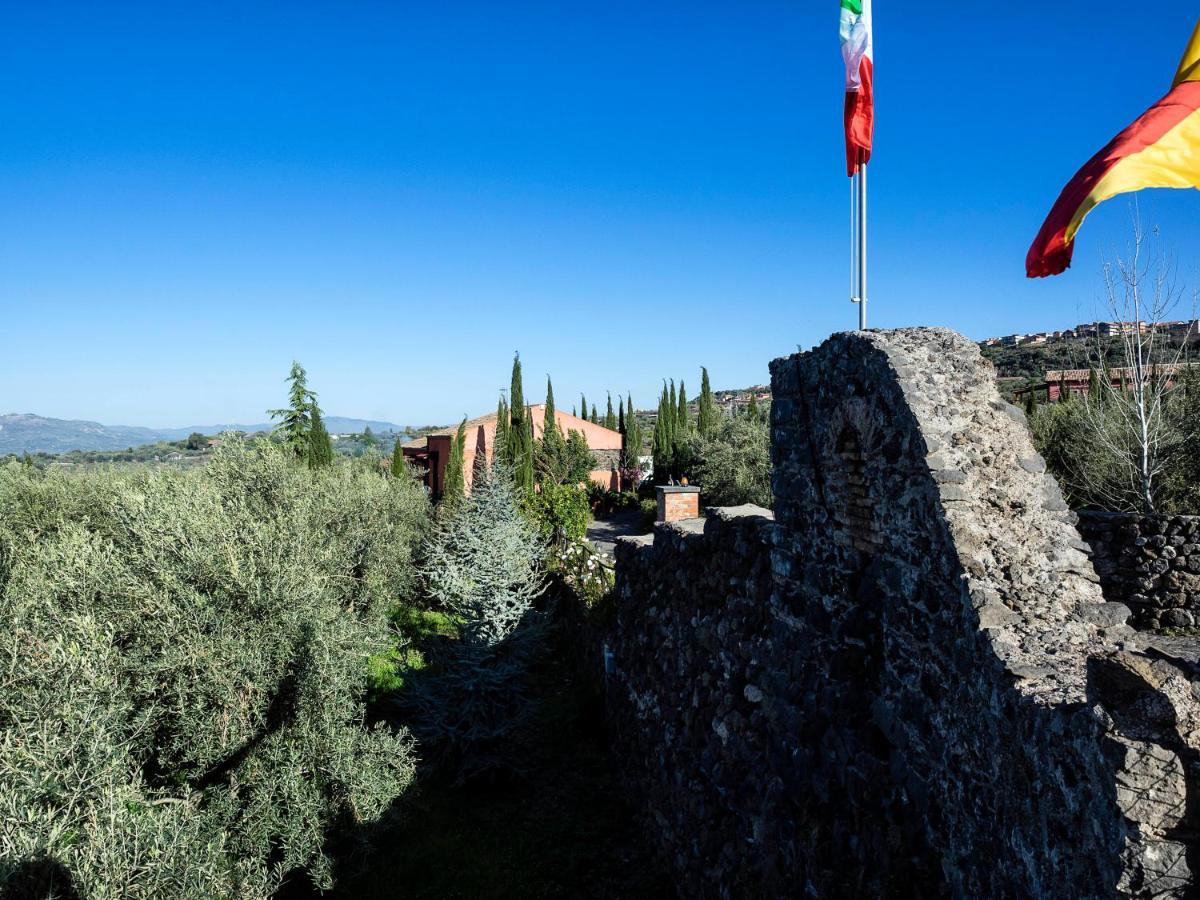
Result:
[982, 319, 1199, 348]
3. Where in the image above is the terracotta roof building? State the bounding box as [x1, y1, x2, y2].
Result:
[402, 404, 624, 496]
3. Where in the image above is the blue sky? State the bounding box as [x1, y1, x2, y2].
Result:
[2, 2, 1198, 427]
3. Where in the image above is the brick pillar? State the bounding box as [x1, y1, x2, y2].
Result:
[656, 486, 701, 523]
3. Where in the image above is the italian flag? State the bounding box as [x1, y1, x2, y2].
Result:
[840, 0, 873, 177]
[1028, 18, 1200, 277]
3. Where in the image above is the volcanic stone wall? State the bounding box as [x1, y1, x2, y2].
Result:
[603, 328, 1200, 898]
[1079, 511, 1200, 630]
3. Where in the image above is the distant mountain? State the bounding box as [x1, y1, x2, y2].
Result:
[0, 414, 410, 455]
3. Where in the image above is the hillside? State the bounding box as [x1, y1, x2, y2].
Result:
[0, 413, 411, 455]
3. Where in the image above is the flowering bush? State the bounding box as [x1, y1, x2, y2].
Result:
[547, 538, 614, 607]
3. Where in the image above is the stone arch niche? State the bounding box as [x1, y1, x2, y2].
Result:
[765, 328, 1195, 897]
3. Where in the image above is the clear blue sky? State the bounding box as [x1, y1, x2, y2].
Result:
[2, 2, 1198, 427]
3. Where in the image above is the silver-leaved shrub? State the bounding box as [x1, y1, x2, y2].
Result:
[0, 438, 430, 899]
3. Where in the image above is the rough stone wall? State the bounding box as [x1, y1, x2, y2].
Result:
[1079, 512, 1200, 630]
[604, 328, 1200, 898]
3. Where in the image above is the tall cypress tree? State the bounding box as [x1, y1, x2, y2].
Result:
[508, 354, 534, 495]
[442, 418, 468, 506]
[590, 404, 598, 424]
[625, 394, 641, 458]
[543, 376, 562, 446]
[604, 393, 617, 430]
[698, 367, 717, 438]
[676, 381, 690, 435]
[538, 375, 564, 481]
[618, 401, 625, 438]
[307, 405, 334, 469]
[580, 394, 588, 424]
[746, 393, 761, 421]
[494, 395, 510, 466]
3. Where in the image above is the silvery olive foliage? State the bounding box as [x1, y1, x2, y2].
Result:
[0, 438, 430, 899]
[409, 464, 547, 782]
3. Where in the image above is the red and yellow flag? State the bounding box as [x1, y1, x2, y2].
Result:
[1027, 19, 1200, 278]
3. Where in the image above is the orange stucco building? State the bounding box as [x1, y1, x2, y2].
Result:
[402, 405, 624, 496]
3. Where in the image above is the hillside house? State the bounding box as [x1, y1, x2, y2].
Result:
[402, 405, 624, 497]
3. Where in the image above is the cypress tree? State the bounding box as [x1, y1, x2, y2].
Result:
[590, 404, 598, 424]
[539, 375, 565, 482]
[494, 395, 510, 466]
[677, 380, 690, 435]
[542, 376, 563, 448]
[307, 405, 334, 469]
[698, 367, 717, 438]
[747, 393, 761, 421]
[604, 393, 617, 430]
[580, 394, 588, 424]
[442, 418, 468, 507]
[618, 402, 625, 438]
[1088, 367, 1103, 400]
[1024, 389, 1039, 417]
[508, 354, 534, 495]
[624, 394, 643, 469]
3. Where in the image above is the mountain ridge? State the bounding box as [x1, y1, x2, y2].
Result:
[0, 413, 411, 455]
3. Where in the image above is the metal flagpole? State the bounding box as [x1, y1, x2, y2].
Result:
[857, 157, 868, 330]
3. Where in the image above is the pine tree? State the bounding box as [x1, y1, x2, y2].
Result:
[508, 354, 534, 495]
[604, 393, 617, 430]
[269, 361, 316, 459]
[442, 418, 468, 507]
[698, 367, 717, 438]
[307, 405, 334, 469]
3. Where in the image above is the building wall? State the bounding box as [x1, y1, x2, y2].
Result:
[593, 329, 1200, 896]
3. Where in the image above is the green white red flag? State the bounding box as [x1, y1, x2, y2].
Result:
[840, 0, 873, 176]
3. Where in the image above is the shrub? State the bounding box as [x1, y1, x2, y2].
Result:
[406, 465, 546, 782]
[691, 413, 773, 509]
[0, 438, 430, 899]
[527, 480, 591, 542]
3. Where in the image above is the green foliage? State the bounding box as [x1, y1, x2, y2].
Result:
[268, 360, 316, 457]
[697, 367, 717, 439]
[391, 438, 405, 478]
[494, 395, 510, 467]
[409, 465, 546, 782]
[507, 355, 534, 496]
[623, 394, 644, 472]
[604, 394, 616, 431]
[442, 418, 468, 508]
[307, 404, 334, 468]
[746, 392, 761, 422]
[527, 481, 591, 542]
[1030, 378, 1200, 513]
[185, 431, 208, 450]
[0, 439, 430, 899]
[590, 404, 598, 424]
[676, 380, 690, 435]
[692, 410, 773, 508]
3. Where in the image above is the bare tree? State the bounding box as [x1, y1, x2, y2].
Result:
[1076, 214, 1197, 512]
